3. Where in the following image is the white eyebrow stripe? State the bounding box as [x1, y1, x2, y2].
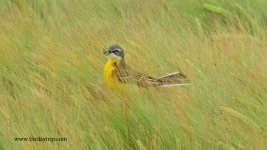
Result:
[114, 48, 122, 51]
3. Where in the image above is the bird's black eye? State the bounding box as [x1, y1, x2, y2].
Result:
[113, 49, 120, 54]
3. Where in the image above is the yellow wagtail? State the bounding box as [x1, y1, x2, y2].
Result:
[103, 44, 189, 90]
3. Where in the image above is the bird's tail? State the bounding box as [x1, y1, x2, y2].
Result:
[157, 72, 190, 87]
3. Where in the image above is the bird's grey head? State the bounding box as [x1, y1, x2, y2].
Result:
[104, 44, 124, 59]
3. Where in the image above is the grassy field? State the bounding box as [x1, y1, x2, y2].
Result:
[0, 0, 266, 149]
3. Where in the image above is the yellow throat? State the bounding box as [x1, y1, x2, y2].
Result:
[103, 58, 124, 91]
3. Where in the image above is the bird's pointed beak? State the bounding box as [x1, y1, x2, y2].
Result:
[103, 48, 109, 56]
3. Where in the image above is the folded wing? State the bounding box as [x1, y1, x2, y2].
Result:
[116, 64, 189, 87]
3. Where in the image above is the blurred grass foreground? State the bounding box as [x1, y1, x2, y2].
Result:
[0, 0, 266, 149]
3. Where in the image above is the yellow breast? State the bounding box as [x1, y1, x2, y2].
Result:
[103, 58, 124, 91]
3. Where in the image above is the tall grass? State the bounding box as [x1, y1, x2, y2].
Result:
[0, 0, 266, 149]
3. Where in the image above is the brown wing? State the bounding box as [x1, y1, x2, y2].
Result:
[116, 63, 162, 87]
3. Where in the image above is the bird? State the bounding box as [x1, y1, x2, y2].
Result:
[103, 44, 189, 90]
